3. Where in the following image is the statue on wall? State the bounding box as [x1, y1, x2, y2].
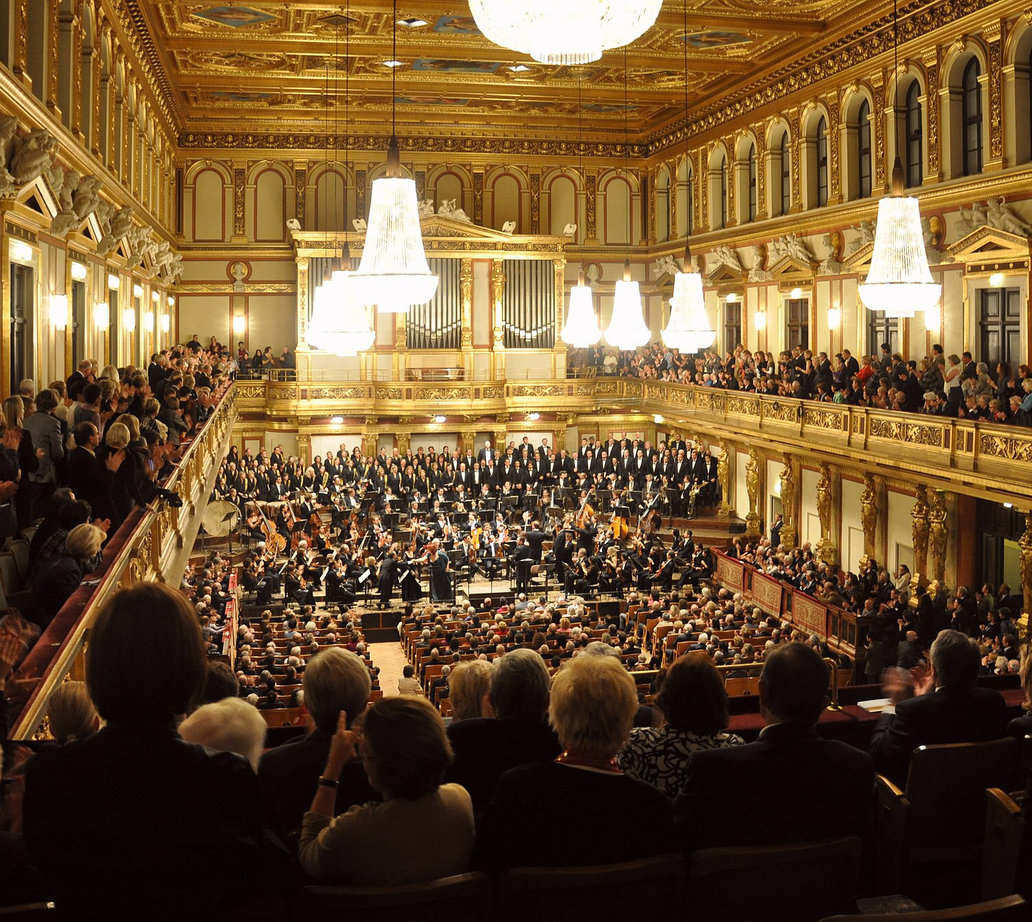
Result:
[957, 200, 988, 233]
[817, 233, 843, 275]
[844, 220, 875, 259]
[152, 240, 174, 277]
[716, 443, 731, 516]
[501, 219, 516, 233]
[768, 232, 813, 265]
[417, 199, 435, 218]
[745, 447, 761, 537]
[285, 217, 301, 232]
[928, 489, 949, 586]
[921, 216, 946, 266]
[652, 254, 679, 278]
[709, 244, 743, 274]
[72, 175, 101, 222]
[561, 223, 577, 236]
[1018, 513, 1032, 618]
[352, 218, 367, 232]
[0, 116, 17, 191]
[438, 199, 471, 223]
[860, 472, 879, 568]
[986, 197, 1032, 237]
[815, 463, 836, 565]
[97, 205, 134, 256]
[7, 129, 57, 192]
[166, 253, 183, 284]
[778, 456, 797, 549]
[910, 485, 930, 595]
[747, 244, 770, 281]
[49, 166, 81, 237]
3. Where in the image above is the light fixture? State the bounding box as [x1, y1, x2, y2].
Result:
[469, 0, 662, 66]
[232, 313, 247, 336]
[858, 0, 940, 320]
[509, 64, 530, 72]
[382, 59, 404, 67]
[331, 415, 345, 425]
[94, 301, 109, 329]
[653, 414, 664, 424]
[1004, 502, 1014, 509]
[725, 292, 738, 303]
[662, 247, 715, 352]
[924, 303, 940, 331]
[527, 412, 541, 421]
[828, 306, 842, 330]
[107, 273, 120, 290]
[152, 290, 160, 303]
[50, 294, 68, 330]
[70, 261, 87, 281]
[142, 310, 154, 331]
[397, 17, 427, 27]
[159, 314, 170, 333]
[755, 310, 767, 331]
[989, 272, 1005, 288]
[789, 286, 803, 299]
[433, 415, 446, 423]
[350, 0, 438, 313]
[10, 239, 32, 264]
[132, 283, 143, 298]
[122, 307, 136, 331]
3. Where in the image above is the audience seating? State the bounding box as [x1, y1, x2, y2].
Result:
[982, 789, 1026, 901]
[820, 894, 1030, 921]
[0, 904, 56, 920]
[300, 872, 491, 922]
[873, 739, 1020, 906]
[686, 837, 862, 922]
[496, 854, 684, 922]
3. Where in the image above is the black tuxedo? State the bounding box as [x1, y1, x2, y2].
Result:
[869, 685, 1009, 785]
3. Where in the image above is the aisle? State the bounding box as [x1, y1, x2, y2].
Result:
[369, 640, 409, 698]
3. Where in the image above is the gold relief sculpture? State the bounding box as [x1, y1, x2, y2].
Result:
[763, 401, 798, 423]
[928, 490, 949, 586]
[415, 387, 473, 401]
[778, 456, 797, 548]
[716, 444, 731, 516]
[1019, 513, 1032, 619]
[460, 259, 473, 349]
[910, 485, 930, 594]
[978, 433, 1032, 463]
[802, 406, 842, 430]
[481, 386, 504, 399]
[815, 463, 837, 565]
[859, 472, 879, 568]
[745, 447, 762, 537]
[374, 387, 402, 400]
[868, 417, 943, 447]
[461, 430, 476, 455]
[727, 395, 761, 418]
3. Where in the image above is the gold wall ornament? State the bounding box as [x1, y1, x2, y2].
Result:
[910, 484, 931, 593]
[460, 258, 473, 350]
[745, 447, 762, 537]
[985, 24, 1004, 166]
[928, 489, 949, 586]
[584, 173, 597, 242]
[815, 462, 837, 565]
[1019, 512, 1032, 620]
[923, 51, 941, 181]
[778, 454, 798, 548]
[233, 167, 245, 237]
[717, 442, 732, 517]
[860, 472, 880, 568]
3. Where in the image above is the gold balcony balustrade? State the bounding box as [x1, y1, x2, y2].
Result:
[6, 385, 238, 741]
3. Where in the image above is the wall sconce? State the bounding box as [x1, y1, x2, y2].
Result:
[925, 303, 941, 331]
[433, 415, 446, 423]
[122, 307, 136, 332]
[725, 292, 738, 303]
[50, 294, 68, 330]
[107, 273, 120, 290]
[789, 286, 803, 299]
[159, 314, 170, 333]
[94, 301, 109, 329]
[989, 272, 1005, 288]
[151, 290, 160, 303]
[755, 311, 767, 330]
[10, 239, 32, 264]
[132, 283, 143, 299]
[827, 306, 841, 330]
[527, 412, 540, 421]
[142, 310, 154, 331]
[331, 416, 344, 425]
[653, 414, 664, 424]
[232, 314, 247, 336]
[70, 261, 87, 281]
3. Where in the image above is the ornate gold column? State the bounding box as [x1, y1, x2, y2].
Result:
[754, 128, 768, 221]
[296, 433, 311, 466]
[789, 108, 802, 213]
[724, 136, 737, 227]
[396, 430, 411, 455]
[860, 472, 881, 568]
[584, 173, 598, 244]
[984, 22, 1004, 171]
[493, 420, 508, 453]
[815, 463, 838, 566]
[910, 485, 930, 592]
[717, 441, 733, 517]
[928, 489, 949, 587]
[778, 453, 798, 548]
[232, 166, 246, 241]
[744, 447, 762, 537]
[922, 51, 942, 184]
[826, 89, 842, 205]
[460, 430, 476, 456]
[552, 256, 567, 377]
[46, 0, 60, 115]
[490, 259, 505, 380]
[1018, 512, 1032, 618]
[361, 422, 378, 460]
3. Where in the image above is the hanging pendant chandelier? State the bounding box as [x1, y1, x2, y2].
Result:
[310, 266, 377, 356]
[857, 0, 940, 320]
[605, 259, 650, 349]
[662, 248, 714, 352]
[561, 270, 602, 347]
[348, 0, 437, 313]
[469, 0, 661, 66]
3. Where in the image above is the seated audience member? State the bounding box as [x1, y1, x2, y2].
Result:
[447, 648, 559, 814]
[1008, 655, 1032, 739]
[397, 663, 422, 695]
[46, 681, 100, 746]
[675, 642, 873, 849]
[299, 697, 474, 885]
[619, 652, 743, 798]
[199, 660, 240, 705]
[258, 647, 378, 846]
[476, 654, 674, 870]
[447, 659, 494, 722]
[23, 583, 271, 921]
[29, 522, 106, 627]
[870, 628, 1009, 785]
[179, 697, 267, 772]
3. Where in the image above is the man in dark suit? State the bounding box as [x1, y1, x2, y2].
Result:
[477, 440, 496, 464]
[869, 629, 1009, 785]
[675, 643, 873, 849]
[66, 422, 101, 500]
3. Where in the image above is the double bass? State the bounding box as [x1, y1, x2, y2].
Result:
[256, 503, 287, 557]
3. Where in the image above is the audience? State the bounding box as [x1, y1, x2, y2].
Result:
[179, 697, 267, 772]
[45, 680, 100, 746]
[447, 659, 494, 721]
[299, 697, 474, 885]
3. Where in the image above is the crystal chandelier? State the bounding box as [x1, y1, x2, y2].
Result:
[857, 0, 940, 320]
[309, 267, 375, 356]
[605, 260, 650, 349]
[560, 270, 601, 347]
[348, 0, 437, 313]
[662, 248, 715, 352]
[469, 0, 662, 66]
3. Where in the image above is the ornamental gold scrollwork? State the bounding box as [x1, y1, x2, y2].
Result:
[716, 443, 731, 517]
[928, 490, 949, 587]
[1019, 513, 1032, 620]
[778, 456, 797, 549]
[868, 417, 944, 447]
[910, 485, 930, 596]
[374, 386, 402, 400]
[860, 472, 880, 569]
[815, 463, 837, 566]
[744, 448, 762, 538]
[802, 407, 842, 430]
[978, 433, 1032, 463]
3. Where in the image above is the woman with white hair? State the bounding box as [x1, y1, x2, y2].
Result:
[30, 522, 107, 627]
[179, 697, 267, 771]
[475, 654, 674, 870]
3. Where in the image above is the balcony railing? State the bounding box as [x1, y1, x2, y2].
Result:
[5, 384, 238, 740]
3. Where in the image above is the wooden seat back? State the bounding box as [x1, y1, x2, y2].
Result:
[301, 872, 490, 922]
[819, 894, 1029, 922]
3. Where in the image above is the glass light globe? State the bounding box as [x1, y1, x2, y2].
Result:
[560, 277, 602, 347]
[309, 270, 376, 356]
[604, 267, 650, 350]
[662, 268, 715, 352]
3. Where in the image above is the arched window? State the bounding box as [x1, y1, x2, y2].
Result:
[815, 116, 828, 207]
[962, 58, 983, 175]
[779, 132, 790, 216]
[746, 144, 757, 221]
[856, 99, 872, 199]
[905, 82, 923, 187]
[719, 157, 728, 228]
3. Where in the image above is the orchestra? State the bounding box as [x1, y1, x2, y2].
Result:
[214, 435, 720, 607]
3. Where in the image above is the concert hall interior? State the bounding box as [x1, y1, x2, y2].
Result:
[4, 0, 1032, 918]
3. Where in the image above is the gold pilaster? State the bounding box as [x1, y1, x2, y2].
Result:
[717, 441, 732, 517]
[1018, 512, 1032, 619]
[815, 462, 838, 566]
[860, 472, 880, 568]
[745, 446, 762, 537]
[928, 489, 949, 587]
[910, 485, 930, 593]
[778, 453, 798, 548]
[490, 258, 505, 380]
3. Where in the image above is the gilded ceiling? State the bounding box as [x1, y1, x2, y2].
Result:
[134, 0, 883, 141]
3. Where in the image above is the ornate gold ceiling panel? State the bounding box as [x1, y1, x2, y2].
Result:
[131, 0, 879, 142]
